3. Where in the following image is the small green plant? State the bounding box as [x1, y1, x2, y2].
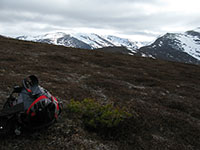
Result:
[67, 98, 132, 130]
[67, 99, 82, 113]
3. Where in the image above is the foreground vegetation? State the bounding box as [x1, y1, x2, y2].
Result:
[0, 36, 200, 150]
[67, 99, 132, 136]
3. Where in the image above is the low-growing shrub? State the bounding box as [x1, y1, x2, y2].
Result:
[67, 99, 132, 131]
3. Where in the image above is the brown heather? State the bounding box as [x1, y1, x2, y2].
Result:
[0, 36, 200, 150]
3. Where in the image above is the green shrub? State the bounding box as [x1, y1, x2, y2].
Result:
[67, 98, 132, 130]
[67, 99, 82, 113]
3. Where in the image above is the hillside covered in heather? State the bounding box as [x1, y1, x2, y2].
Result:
[0, 36, 200, 150]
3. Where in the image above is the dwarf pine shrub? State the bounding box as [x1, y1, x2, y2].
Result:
[67, 98, 132, 130]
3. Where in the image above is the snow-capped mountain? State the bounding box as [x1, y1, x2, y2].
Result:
[17, 32, 92, 49]
[138, 28, 200, 65]
[17, 32, 146, 54]
[16, 28, 200, 65]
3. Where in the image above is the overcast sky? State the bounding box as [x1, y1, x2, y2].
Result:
[0, 0, 200, 41]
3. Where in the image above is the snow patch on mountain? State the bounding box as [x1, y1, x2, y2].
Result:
[17, 32, 68, 45]
[37, 32, 66, 40]
[103, 35, 139, 53]
[175, 34, 200, 60]
[71, 33, 113, 49]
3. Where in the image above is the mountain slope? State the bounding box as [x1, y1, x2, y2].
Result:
[17, 32, 93, 49]
[138, 29, 200, 65]
[0, 36, 200, 150]
[17, 32, 144, 53]
[95, 46, 133, 55]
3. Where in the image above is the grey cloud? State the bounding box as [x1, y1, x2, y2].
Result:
[0, 0, 199, 40]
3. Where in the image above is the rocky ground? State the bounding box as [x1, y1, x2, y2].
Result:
[0, 36, 200, 150]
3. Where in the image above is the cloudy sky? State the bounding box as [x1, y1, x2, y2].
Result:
[0, 0, 199, 41]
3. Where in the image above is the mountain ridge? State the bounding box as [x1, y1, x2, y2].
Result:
[16, 32, 146, 52]
[5, 28, 200, 65]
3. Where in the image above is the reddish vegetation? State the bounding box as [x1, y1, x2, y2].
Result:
[0, 36, 200, 150]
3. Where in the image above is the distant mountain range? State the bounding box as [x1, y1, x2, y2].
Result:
[17, 33, 148, 54]
[15, 28, 200, 65]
